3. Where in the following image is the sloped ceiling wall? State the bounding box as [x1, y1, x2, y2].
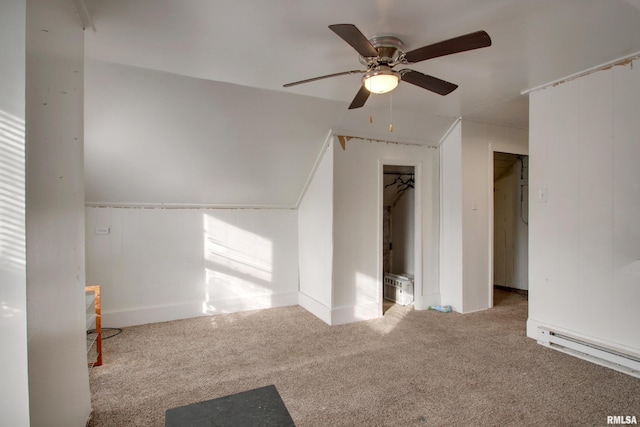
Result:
[84, 59, 455, 207]
[83, 1, 640, 207]
[85, 59, 343, 207]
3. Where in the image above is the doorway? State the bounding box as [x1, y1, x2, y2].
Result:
[492, 152, 529, 306]
[382, 165, 415, 314]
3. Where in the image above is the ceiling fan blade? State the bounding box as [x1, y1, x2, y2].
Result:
[283, 70, 365, 87]
[329, 24, 379, 58]
[348, 85, 370, 109]
[400, 69, 458, 95]
[404, 30, 492, 63]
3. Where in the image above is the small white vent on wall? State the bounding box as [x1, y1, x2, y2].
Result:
[537, 328, 640, 378]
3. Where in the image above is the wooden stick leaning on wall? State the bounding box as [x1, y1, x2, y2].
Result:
[86, 285, 102, 367]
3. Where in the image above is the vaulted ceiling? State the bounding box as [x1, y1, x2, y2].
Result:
[82, 0, 640, 207]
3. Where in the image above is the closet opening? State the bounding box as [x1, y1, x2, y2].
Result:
[382, 165, 416, 315]
[492, 152, 529, 306]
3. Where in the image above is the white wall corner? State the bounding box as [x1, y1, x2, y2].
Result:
[295, 130, 333, 208]
[438, 117, 462, 146]
[298, 292, 332, 325]
[71, 0, 95, 31]
[415, 293, 440, 310]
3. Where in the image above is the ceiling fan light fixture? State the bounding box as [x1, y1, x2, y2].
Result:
[363, 66, 400, 94]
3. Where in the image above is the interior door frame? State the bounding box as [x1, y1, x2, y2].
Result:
[487, 143, 528, 308]
[378, 159, 423, 316]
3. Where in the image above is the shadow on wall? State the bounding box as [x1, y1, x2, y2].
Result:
[202, 213, 274, 314]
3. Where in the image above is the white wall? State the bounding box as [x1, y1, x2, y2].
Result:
[331, 136, 439, 324]
[297, 138, 334, 323]
[0, 1, 30, 425]
[439, 122, 463, 310]
[86, 206, 299, 327]
[25, 0, 92, 425]
[527, 59, 640, 353]
[461, 121, 528, 312]
[440, 120, 528, 313]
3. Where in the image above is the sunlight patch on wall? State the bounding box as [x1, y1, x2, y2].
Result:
[347, 271, 379, 322]
[205, 269, 273, 298]
[354, 271, 411, 334]
[354, 271, 378, 306]
[0, 110, 25, 318]
[202, 213, 274, 314]
[0, 110, 26, 271]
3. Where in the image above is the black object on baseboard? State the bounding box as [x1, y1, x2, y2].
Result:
[165, 384, 295, 427]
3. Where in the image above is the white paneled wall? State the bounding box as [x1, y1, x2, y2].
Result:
[461, 121, 528, 312]
[439, 122, 464, 310]
[25, 0, 92, 425]
[86, 207, 299, 327]
[298, 138, 334, 323]
[331, 137, 439, 323]
[440, 121, 528, 313]
[527, 59, 640, 352]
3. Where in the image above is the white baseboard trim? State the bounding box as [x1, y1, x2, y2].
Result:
[459, 306, 489, 314]
[331, 301, 379, 326]
[103, 302, 203, 327]
[103, 291, 298, 327]
[298, 292, 331, 325]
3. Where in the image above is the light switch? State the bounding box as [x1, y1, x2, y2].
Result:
[95, 227, 110, 235]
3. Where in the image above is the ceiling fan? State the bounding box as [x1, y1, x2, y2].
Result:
[283, 24, 492, 109]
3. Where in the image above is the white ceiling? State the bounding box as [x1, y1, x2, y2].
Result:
[84, 0, 640, 127]
[81, 0, 640, 206]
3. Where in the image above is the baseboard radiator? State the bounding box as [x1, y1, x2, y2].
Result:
[537, 327, 640, 378]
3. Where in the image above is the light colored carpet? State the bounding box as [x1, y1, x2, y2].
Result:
[88, 290, 640, 426]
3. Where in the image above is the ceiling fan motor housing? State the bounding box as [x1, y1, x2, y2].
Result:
[359, 35, 405, 66]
